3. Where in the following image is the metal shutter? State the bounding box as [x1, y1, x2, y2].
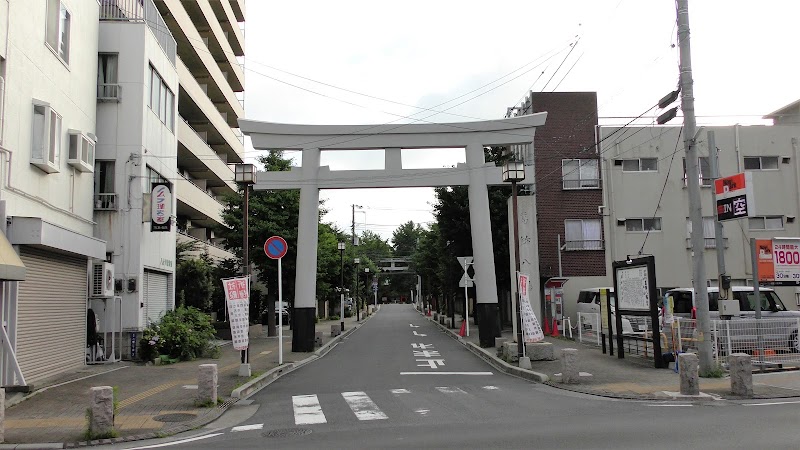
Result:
[144, 270, 170, 325]
[17, 248, 87, 384]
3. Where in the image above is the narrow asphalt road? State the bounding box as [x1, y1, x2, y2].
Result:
[130, 305, 800, 449]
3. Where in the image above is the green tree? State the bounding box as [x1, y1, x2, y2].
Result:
[175, 257, 214, 311]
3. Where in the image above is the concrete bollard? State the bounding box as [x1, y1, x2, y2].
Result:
[89, 386, 114, 437]
[495, 338, 509, 357]
[561, 348, 579, 383]
[197, 364, 218, 405]
[526, 342, 556, 361]
[502, 341, 519, 363]
[679, 353, 700, 395]
[0, 388, 4, 443]
[330, 324, 340, 337]
[729, 353, 753, 397]
[314, 331, 323, 347]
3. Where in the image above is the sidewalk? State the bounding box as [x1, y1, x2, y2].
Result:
[423, 308, 800, 401]
[2, 313, 367, 447]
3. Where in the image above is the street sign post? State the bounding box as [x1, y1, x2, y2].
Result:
[265, 236, 288, 364]
[456, 256, 474, 336]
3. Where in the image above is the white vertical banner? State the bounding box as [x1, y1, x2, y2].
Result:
[222, 276, 250, 351]
[518, 272, 544, 342]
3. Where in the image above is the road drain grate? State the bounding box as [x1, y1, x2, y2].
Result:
[153, 413, 197, 422]
[263, 428, 313, 438]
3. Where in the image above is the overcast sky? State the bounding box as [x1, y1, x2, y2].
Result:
[240, 0, 800, 242]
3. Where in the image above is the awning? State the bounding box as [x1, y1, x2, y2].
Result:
[0, 230, 25, 281]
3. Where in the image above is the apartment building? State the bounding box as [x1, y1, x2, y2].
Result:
[0, 0, 106, 386]
[153, 0, 244, 262]
[506, 92, 608, 332]
[599, 116, 800, 311]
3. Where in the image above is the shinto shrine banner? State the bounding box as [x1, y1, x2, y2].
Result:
[222, 276, 250, 350]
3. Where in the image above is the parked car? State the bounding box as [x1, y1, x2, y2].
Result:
[663, 286, 800, 353]
[575, 287, 634, 334]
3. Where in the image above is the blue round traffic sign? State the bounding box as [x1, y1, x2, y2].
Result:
[264, 236, 288, 259]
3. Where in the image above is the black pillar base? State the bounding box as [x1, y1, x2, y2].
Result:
[476, 303, 499, 348]
[292, 307, 316, 352]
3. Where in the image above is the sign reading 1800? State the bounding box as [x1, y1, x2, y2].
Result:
[758, 238, 800, 285]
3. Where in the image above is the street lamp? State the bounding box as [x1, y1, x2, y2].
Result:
[234, 163, 256, 377]
[503, 159, 525, 360]
[354, 257, 360, 321]
[338, 241, 346, 332]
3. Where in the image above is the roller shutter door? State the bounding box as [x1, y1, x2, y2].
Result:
[17, 248, 87, 384]
[144, 270, 170, 325]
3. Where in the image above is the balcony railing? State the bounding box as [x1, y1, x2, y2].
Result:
[97, 84, 122, 102]
[94, 193, 117, 211]
[99, 0, 176, 66]
[562, 179, 600, 190]
[685, 237, 729, 249]
[565, 239, 604, 251]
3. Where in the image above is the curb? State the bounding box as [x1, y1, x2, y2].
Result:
[417, 308, 550, 383]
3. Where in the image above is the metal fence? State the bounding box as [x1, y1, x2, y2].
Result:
[671, 317, 800, 368]
[99, 0, 176, 66]
[577, 312, 601, 346]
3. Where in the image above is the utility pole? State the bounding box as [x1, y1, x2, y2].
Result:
[678, 0, 713, 374]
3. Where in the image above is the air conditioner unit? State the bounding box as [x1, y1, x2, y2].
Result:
[90, 262, 115, 298]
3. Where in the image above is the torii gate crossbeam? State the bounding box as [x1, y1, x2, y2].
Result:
[239, 114, 546, 350]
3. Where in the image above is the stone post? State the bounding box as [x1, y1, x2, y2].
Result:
[0, 388, 4, 443]
[197, 364, 218, 405]
[729, 353, 753, 397]
[89, 386, 114, 437]
[495, 337, 509, 357]
[561, 348, 578, 383]
[679, 353, 700, 395]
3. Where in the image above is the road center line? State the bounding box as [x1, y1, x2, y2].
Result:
[400, 372, 493, 375]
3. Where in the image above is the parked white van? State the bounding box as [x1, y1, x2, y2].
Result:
[663, 286, 800, 353]
[576, 287, 634, 334]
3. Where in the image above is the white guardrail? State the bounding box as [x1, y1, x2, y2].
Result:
[577, 312, 800, 368]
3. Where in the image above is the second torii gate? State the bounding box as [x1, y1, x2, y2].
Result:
[239, 114, 546, 350]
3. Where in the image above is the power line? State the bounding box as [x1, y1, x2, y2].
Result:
[639, 126, 683, 255]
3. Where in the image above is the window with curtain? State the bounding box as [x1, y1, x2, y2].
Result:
[682, 157, 712, 186]
[562, 159, 599, 189]
[686, 217, 719, 248]
[564, 219, 602, 250]
[94, 161, 116, 209]
[46, 0, 70, 64]
[97, 53, 119, 99]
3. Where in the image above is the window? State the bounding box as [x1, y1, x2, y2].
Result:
[147, 166, 168, 193]
[67, 130, 95, 172]
[743, 156, 779, 171]
[97, 53, 120, 101]
[148, 65, 175, 133]
[748, 216, 784, 230]
[45, 0, 70, 64]
[686, 217, 720, 248]
[564, 219, 602, 250]
[94, 161, 116, 210]
[562, 159, 599, 189]
[625, 218, 661, 232]
[621, 158, 658, 172]
[682, 157, 711, 186]
[31, 102, 61, 173]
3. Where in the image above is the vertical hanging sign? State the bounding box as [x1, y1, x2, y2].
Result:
[151, 182, 172, 232]
[222, 276, 250, 351]
[518, 272, 544, 342]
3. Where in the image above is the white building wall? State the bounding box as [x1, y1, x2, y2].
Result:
[2, 0, 99, 232]
[599, 124, 800, 309]
[96, 20, 177, 332]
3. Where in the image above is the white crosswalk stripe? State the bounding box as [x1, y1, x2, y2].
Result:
[293, 394, 328, 425]
[342, 391, 389, 421]
[231, 424, 264, 432]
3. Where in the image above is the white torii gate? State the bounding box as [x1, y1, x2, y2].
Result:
[239, 114, 547, 350]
